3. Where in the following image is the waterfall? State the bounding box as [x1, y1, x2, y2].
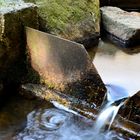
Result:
[93, 100, 125, 133]
[93, 84, 129, 134]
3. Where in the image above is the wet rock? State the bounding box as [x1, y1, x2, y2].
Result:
[113, 115, 140, 138]
[0, 2, 38, 85]
[118, 92, 140, 125]
[24, 0, 100, 48]
[101, 6, 140, 47]
[26, 27, 106, 107]
[20, 83, 99, 118]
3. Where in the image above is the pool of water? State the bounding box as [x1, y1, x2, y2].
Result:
[0, 39, 140, 140]
[93, 40, 140, 96]
[13, 107, 127, 140]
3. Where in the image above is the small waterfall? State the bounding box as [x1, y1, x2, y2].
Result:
[14, 84, 130, 140]
[94, 100, 125, 133]
[93, 84, 129, 134]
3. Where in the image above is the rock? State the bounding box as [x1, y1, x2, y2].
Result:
[26, 27, 106, 107]
[24, 0, 100, 48]
[20, 83, 99, 118]
[110, 92, 140, 138]
[100, 6, 140, 47]
[118, 92, 140, 125]
[0, 2, 38, 86]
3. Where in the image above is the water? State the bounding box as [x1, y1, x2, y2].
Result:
[106, 84, 129, 103]
[93, 97, 127, 134]
[14, 108, 125, 140]
[93, 83, 130, 134]
[13, 85, 130, 140]
[93, 40, 140, 97]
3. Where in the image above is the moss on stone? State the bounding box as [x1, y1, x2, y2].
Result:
[24, 0, 100, 40]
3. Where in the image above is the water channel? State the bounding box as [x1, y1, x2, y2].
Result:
[0, 39, 140, 140]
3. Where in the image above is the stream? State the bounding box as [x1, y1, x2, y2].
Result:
[0, 39, 140, 140]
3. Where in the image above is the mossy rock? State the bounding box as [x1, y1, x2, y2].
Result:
[0, 3, 38, 87]
[24, 0, 100, 42]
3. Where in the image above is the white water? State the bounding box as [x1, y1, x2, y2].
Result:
[12, 82, 133, 140]
[13, 84, 130, 140]
[93, 84, 129, 134]
[14, 108, 125, 140]
[94, 100, 125, 133]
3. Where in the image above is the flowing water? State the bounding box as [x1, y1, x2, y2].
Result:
[93, 95, 127, 134]
[13, 107, 126, 140]
[0, 39, 140, 140]
[12, 86, 129, 140]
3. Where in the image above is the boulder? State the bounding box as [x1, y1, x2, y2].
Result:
[0, 2, 38, 86]
[25, 27, 106, 107]
[24, 0, 100, 47]
[100, 6, 140, 47]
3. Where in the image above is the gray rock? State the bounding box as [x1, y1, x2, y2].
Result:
[101, 6, 140, 47]
[0, 2, 38, 84]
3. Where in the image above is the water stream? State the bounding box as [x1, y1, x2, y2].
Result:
[13, 84, 131, 140]
[93, 89, 128, 134]
[13, 107, 125, 140]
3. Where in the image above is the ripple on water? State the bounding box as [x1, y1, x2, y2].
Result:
[14, 108, 126, 140]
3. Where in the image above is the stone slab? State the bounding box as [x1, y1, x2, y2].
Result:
[26, 27, 106, 105]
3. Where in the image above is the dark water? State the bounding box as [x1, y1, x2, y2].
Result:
[0, 40, 140, 140]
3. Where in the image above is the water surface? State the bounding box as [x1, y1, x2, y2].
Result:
[93, 40, 140, 96]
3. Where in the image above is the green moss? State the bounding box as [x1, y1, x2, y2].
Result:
[24, 0, 100, 37]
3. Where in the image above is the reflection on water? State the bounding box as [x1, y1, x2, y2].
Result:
[14, 108, 125, 140]
[93, 40, 140, 96]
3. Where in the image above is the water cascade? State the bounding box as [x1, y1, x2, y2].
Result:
[93, 84, 129, 134]
[13, 84, 132, 140]
[14, 108, 125, 140]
